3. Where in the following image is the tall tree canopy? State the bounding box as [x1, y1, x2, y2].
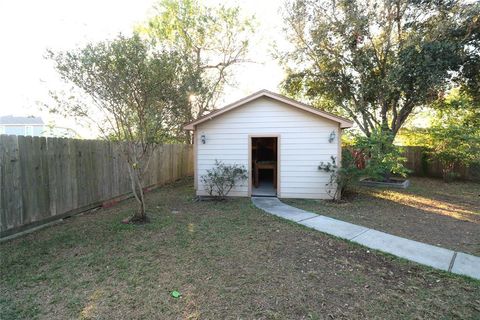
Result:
[281, 0, 480, 138]
[47, 35, 196, 222]
[139, 0, 255, 141]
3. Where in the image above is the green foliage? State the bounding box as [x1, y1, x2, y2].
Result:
[431, 88, 480, 128]
[423, 90, 480, 182]
[457, 5, 480, 103]
[355, 129, 409, 181]
[47, 34, 194, 143]
[396, 88, 479, 145]
[395, 128, 429, 147]
[200, 160, 248, 200]
[426, 125, 480, 182]
[281, 0, 480, 139]
[396, 89, 480, 182]
[47, 34, 196, 220]
[318, 150, 362, 200]
[139, 0, 255, 141]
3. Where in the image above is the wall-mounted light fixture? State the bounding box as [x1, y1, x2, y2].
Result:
[328, 130, 336, 143]
[200, 134, 206, 144]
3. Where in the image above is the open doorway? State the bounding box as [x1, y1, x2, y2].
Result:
[251, 137, 278, 197]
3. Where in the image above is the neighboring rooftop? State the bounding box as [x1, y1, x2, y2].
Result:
[0, 115, 44, 125]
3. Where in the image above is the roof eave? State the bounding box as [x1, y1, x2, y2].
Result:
[340, 122, 354, 129]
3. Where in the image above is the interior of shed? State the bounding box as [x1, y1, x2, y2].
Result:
[251, 137, 277, 197]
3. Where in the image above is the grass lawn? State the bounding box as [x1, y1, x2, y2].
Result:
[1, 178, 479, 319]
[285, 177, 480, 256]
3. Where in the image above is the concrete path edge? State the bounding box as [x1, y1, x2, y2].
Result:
[252, 197, 480, 280]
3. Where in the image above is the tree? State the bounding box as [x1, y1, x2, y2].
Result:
[138, 0, 255, 142]
[425, 125, 480, 182]
[47, 34, 196, 222]
[281, 0, 480, 140]
[431, 88, 480, 128]
[355, 128, 410, 181]
[419, 89, 480, 181]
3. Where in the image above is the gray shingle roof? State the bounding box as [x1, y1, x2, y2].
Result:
[0, 115, 44, 125]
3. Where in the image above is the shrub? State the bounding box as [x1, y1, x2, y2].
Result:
[402, 89, 480, 182]
[355, 129, 409, 181]
[424, 125, 480, 182]
[318, 149, 361, 201]
[201, 160, 248, 199]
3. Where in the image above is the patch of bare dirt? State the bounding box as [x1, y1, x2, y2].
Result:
[286, 177, 480, 256]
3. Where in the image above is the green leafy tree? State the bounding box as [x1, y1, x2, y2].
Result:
[139, 0, 255, 142]
[420, 89, 480, 181]
[425, 125, 480, 182]
[355, 129, 409, 181]
[47, 35, 196, 222]
[281, 0, 479, 139]
[431, 88, 480, 128]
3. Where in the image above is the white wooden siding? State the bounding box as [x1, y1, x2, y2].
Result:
[195, 97, 339, 199]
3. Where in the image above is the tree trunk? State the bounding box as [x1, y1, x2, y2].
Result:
[126, 164, 148, 223]
[442, 162, 455, 183]
[130, 191, 147, 222]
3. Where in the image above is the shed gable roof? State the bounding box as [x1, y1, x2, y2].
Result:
[183, 90, 353, 130]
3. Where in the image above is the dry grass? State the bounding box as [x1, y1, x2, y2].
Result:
[1, 178, 479, 319]
[285, 177, 480, 256]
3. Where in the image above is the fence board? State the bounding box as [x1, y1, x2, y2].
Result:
[400, 146, 479, 181]
[350, 145, 479, 181]
[0, 135, 194, 237]
[0, 135, 23, 231]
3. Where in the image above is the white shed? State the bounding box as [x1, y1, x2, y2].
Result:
[184, 90, 353, 199]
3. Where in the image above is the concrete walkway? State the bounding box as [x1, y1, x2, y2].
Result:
[252, 197, 480, 280]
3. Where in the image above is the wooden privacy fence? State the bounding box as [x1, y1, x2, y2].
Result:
[0, 135, 194, 237]
[348, 146, 479, 181]
[402, 146, 480, 181]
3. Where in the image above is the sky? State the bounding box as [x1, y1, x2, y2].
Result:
[0, 0, 287, 137]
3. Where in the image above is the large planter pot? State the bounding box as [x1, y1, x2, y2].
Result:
[359, 177, 410, 189]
